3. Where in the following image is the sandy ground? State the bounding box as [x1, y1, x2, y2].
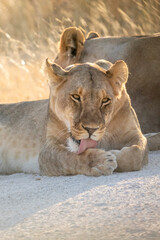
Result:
[0, 151, 160, 240]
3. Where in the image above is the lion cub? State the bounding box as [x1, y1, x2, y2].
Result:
[0, 59, 148, 176]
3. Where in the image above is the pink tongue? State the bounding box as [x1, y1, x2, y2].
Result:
[77, 139, 97, 154]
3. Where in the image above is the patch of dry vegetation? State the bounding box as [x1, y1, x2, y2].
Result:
[0, 0, 160, 103]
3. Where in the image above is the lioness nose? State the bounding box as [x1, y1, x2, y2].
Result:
[82, 125, 99, 136]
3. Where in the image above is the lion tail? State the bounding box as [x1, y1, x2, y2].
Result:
[145, 132, 160, 151]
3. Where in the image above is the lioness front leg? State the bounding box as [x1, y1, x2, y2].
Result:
[38, 140, 117, 176]
[111, 144, 148, 172]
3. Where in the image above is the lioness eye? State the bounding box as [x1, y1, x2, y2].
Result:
[71, 94, 81, 102]
[102, 98, 111, 105]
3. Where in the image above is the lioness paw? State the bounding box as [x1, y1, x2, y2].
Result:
[86, 149, 117, 176]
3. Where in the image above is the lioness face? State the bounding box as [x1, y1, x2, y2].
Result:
[45, 59, 128, 153]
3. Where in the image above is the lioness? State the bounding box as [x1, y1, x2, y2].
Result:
[55, 27, 160, 133]
[0, 59, 148, 176]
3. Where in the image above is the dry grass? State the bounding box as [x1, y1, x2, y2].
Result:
[0, 0, 160, 103]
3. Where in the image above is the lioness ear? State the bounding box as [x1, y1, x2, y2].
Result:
[59, 27, 85, 59]
[95, 59, 113, 71]
[86, 31, 100, 40]
[45, 58, 68, 86]
[106, 60, 128, 96]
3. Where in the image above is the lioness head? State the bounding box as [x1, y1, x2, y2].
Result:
[45, 59, 128, 154]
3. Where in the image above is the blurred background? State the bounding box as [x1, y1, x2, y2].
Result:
[0, 0, 160, 103]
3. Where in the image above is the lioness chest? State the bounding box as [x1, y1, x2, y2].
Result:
[0, 100, 48, 174]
